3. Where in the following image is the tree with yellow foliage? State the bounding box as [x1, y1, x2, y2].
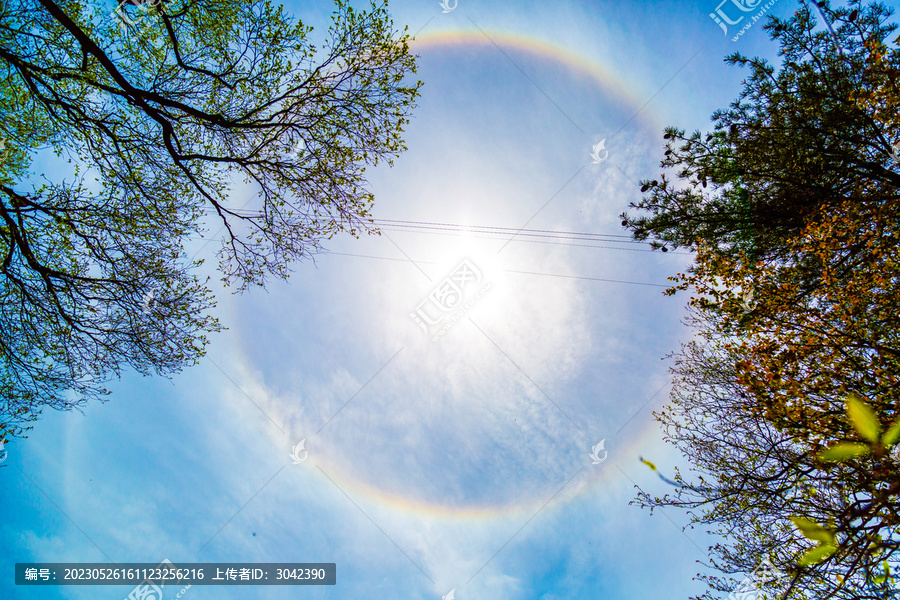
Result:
[625, 1, 900, 598]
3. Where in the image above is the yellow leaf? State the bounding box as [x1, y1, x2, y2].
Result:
[883, 418, 900, 447]
[818, 443, 871, 462]
[846, 394, 881, 443]
[790, 516, 836, 545]
[799, 544, 837, 566]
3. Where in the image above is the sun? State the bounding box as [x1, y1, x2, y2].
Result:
[418, 229, 513, 339]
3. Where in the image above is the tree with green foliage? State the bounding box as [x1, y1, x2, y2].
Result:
[0, 0, 421, 442]
[625, 1, 900, 598]
[621, 0, 900, 264]
[638, 294, 900, 599]
[666, 195, 900, 597]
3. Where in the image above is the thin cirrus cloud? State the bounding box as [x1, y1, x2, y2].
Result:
[0, 1, 741, 599]
[211, 11, 699, 600]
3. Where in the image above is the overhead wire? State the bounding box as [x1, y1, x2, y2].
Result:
[193, 211, 682, 250]
[371, 218, 639, 242]
[188, 214, 690, 253]
[324, 251, 670, 288]
[373, 227, 676, 253]
[183, 215, 685, 286]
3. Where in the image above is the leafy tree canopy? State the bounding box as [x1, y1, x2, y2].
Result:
[621, 0, 900, 265]
[0, 0, 421, 441]
[627, 1, 900, 598]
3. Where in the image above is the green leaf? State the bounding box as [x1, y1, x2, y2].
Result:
[790, 517, 836, 545]
[883, 418, 900, 447]
[846, 394, 881, 443]
[799, 544, 837, 566]
[818, 442, 871, 462]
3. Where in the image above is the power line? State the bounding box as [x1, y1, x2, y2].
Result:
[375, 227, 671, 253]
[371, 219, 690, 254]
[197, 211, 641, 243]
[502, 268, 669, 288]
[324, 251, 670, 288]
[187, 214, 690, 254]
[372, 218, 637, 241]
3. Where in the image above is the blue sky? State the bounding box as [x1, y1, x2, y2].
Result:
[2, 0, 793, 598]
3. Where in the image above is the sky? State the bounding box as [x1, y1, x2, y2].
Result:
[1, 0, 795, 598]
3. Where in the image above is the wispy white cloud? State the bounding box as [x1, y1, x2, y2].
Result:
[0, 1, 748, 599]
